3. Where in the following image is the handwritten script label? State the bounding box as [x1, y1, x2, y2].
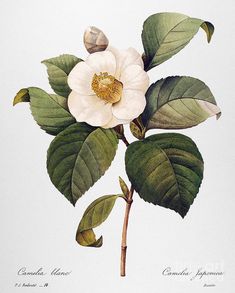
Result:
[14, 267, 72, 288]
[162, 266, 224, 287]
[17, 267, 72, 276]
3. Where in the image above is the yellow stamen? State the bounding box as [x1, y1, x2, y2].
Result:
[91, 72, 123, 103]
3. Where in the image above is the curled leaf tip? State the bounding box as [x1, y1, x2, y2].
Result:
[13, 88, 30, 106]
[76, 229, 103, 248]
[216, 111, 222, 120]
[76, 195, 119, 248]
[201, 21, 214, 43]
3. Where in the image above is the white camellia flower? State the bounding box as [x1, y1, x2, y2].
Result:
[67, 47, 149, 128]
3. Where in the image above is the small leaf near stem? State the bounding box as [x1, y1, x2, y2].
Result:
[130, 116, 146, 139]
[119, 177, 129, 198]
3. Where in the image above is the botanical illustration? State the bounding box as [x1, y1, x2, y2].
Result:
[13, 12, 221, 276]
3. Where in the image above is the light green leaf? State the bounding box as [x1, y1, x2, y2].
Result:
[142, 12, 214, 70]
[47, 123, 119, 205]
[142, 76, 221, 130]
[42, 54, 82, 97]
[76, 195, 120, 247]
[13, 88, 30, 106]
[125, 133, 204, 218]
[119, 177, 129, 198]
[28, 87, 75, 135]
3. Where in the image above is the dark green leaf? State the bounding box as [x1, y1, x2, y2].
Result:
[142, 76, 221, 130]
[13, 88, 30, 106]
[29, 87, 75, 135]
[125, 133, 204, 218]
[42, 54, 82, 97]
[47, 123, 119, 205]
[76, 195, 120, 247]
[142, 13, 214, 70]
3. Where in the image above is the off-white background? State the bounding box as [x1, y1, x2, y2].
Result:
[1, 0, 235, 292]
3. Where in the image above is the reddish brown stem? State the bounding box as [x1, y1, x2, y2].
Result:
[120, 134, 129, 147]
[120, 186, 134, 277]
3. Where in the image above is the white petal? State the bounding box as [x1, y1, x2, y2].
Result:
[86, 50, 116, 75]
[112, 89, 146, 120]
[108, 47, 144, 78]
[102, 114, 131, 129]
[120, 64, 149, 92]
[68, 62, 95, 95]
[68, 91, 112, 126]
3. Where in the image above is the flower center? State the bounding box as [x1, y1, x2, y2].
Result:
[91, 72, 123, 103]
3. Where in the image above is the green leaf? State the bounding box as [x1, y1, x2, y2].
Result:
[28, 87, 76, 135]
[42, 54, 82, 97]
[130, 117, 146, 140]
[142, 12, 214, 70]
[142, 76, 221, 130]
[13, 88, 30, 106]
[119, 177, 129, 198]
[76, 195, 120, 247]
[47, 123, 119, 205]
[125, 133, 204, 218]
